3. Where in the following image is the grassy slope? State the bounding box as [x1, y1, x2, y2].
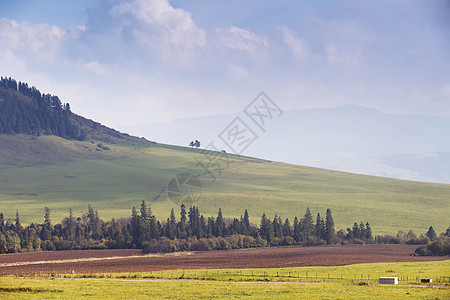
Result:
[0, 134, 449, 235]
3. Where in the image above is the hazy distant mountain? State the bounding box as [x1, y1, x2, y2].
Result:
[121, 104, 450, 184]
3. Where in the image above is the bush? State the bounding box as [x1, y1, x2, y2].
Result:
[190, 239, 211, 251]
[41, 240, 56, 251]
[279, 236, 295, 246]
[53, 240, 77, 251]
[242, 235, 257, 248]
[143, 239, 173, 253]
[255, 237, 267, 248]
[415, 237, 450, 256]
[177, 240, 190, 252]
[414, 245, 431, 256]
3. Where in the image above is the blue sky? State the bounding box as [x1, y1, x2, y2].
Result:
[0, 0, 449, 127]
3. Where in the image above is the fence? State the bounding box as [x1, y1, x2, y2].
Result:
[1, 269, 449, 285]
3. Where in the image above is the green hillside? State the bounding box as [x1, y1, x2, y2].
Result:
[0, 134, 449, 235]
[1, 77, 449, 235]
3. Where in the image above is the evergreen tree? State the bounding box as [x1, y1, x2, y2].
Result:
[216, 208, 225, 237]
[170, 208, 177, 228]
[66, 208, 75, 241]
[164, 218, 175, 239]
[315, 213, 325, 239]
[207, 217, 215, 238]
[130, 207, 140, 247]
[0, 213, 4, 232]
[282, 218, 292, 237]
[41, 207, 52, 241]
[301, 207, 314, 240]
[293, 217, 301, 242]
[426, 226, 437, 241]
[272, 214, 282, 238]
[351, 222, 360, 239]
[260, 213, 274, 243]
[445, 226, 450, 237]
[243, 209, 250, 235]
[178, 204, 187, 239]
[364, 222, 372, 239]
[324, 208, 335, 244]
[14, 210, 22, 233]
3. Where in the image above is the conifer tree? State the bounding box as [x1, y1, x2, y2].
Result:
[325, 208, 335, 244]
[216, 208, 225, 237]
[426, 226, 437, 241]
[302, 207, 314, 240]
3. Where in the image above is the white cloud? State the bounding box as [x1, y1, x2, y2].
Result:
[78, 61, 107, 76]
[111, 0, 206, 49]
[279, 26, 309, 59]
[217, 25, 268, 57]
[325, 43, 362, 64]
[0, 18, 68, 63]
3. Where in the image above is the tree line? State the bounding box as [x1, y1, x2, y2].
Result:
[0, 202, 448, 254]
[0, 77, 86, 140]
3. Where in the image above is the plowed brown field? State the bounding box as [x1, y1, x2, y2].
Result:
[0, 245, 446, 275]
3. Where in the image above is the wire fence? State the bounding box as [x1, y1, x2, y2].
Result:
[1, 269, 449, 286]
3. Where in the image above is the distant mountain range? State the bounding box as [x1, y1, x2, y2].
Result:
[121, 104, 450, 184]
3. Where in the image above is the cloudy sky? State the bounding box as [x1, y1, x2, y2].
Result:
[1, 0, 449, 128]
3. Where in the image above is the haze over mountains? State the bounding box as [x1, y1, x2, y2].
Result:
[121, 105, 450, 184]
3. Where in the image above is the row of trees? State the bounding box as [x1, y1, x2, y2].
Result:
[0, 203, 447, 254]
[0, 77, 86, 140]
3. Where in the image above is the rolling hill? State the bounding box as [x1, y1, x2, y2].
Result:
[0, 78, 449, 235]
[121, 105, 450, 184]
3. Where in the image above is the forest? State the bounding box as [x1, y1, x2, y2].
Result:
[0, 202, 448, 255]
[0, 77, 86, 140]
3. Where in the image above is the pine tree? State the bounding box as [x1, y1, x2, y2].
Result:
[301, 207, 314, 240]
[426, 226, 437, 241]
[272, 214, 282, 238]
[216, 208, 225, 237]
[170, 208, 177, 228]
[178, 204, 187, 239]
[364, 222, 372, 239]
[324, 208, 335, 244]
[351, 222, 360, 239]
[293, 217, 301, 242]
[445, 226, 450, 237]
[260, 213, 274, 243]
[207, 217, 215, 238]
[130, 207, 140, 247]
[14, 210, 22, 233]
[243, 209, 250, 235]
[41, 207, 52, 241]
[165, 218, 175, 239]
[359, 222, 365, 238]
[315, 213, 325, 239]
[66, 208, 75, 241]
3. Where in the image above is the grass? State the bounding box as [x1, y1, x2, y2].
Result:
[1, 134, 450, 235]
[0, 261, 449, 299]
[31, 260, 450, 286]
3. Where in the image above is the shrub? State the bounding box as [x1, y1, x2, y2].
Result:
[255, 237, 267, 248]
[414, 245, 431, 256]
[190, 239, 211, 251]
[143, 239, 173, 253]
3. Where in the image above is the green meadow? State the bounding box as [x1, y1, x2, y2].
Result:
[1, 135, 449, 235]
[0, 260, 449, 299]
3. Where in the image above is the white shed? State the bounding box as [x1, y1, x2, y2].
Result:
[379, 277, 398, 285]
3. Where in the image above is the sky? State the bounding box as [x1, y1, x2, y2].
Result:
[0, 0, 449, 128]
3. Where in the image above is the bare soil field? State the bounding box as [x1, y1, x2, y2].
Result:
[0, 245, 446, 275]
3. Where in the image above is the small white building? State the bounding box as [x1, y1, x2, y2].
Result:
[379, 277, 398, 285]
